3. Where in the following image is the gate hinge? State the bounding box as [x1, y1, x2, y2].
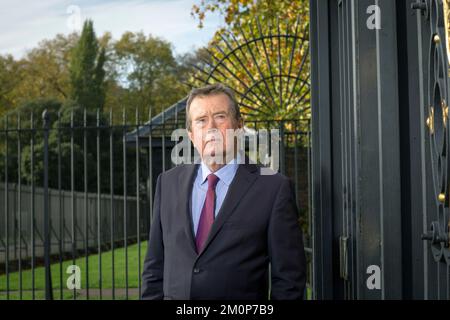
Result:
[339, 236, 349, 281]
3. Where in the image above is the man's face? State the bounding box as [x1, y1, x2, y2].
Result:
[187, 93, 243, 165]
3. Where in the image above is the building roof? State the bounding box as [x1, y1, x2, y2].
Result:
[125, 97, 187, 143]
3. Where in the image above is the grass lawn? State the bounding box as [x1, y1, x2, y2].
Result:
[0, 241, 148, 300]
[0, 240, 313, 300]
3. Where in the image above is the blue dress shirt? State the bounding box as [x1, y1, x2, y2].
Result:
[191, 155, 240, 236]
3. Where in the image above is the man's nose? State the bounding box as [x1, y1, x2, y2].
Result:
[205, 116, 217, 130]
[204, 120, 219, 140]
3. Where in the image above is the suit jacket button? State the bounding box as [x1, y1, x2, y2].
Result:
[193, 268, 201, 274]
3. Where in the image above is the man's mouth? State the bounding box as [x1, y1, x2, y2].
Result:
[205, 138, 217, 145]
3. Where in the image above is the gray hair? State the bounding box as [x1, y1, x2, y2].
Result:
[185, 83, 242, 131]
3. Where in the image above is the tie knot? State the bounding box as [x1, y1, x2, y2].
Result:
[207, 174, 220, 189]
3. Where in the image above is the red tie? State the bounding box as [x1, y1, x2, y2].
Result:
[196, 174, 220, 253]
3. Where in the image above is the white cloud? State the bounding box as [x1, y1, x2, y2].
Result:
[0, 0, 224, 58]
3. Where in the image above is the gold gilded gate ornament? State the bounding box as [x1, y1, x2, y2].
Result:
[426, 101, 449, 133]
[442, 100, 449, 128]
[426, 2, 450, 133]
[426, 106, 434, 134]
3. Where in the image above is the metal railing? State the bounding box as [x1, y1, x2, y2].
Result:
[0, 107, 312, 300]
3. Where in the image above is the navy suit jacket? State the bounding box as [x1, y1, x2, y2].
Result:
[141, 160, 306, 300]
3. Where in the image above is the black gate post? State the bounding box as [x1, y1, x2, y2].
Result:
[310, 0, 405, 299]
[310, 0, 334, 300]
[43, 109, 53, 300]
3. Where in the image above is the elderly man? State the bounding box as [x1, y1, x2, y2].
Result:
[141, 83, 306, 300]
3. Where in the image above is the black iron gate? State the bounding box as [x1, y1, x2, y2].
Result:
[311, 0, 450, 299]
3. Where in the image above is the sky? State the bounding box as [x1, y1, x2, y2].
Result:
[0, 0, 224, 58]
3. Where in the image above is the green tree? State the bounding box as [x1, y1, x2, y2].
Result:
[18, 34, 79, 103]
[17, 100, 126, 194]
[0, 33, 81, 120]
[0, 97, 142, 196]
[0, 54, 22, 118]
[69, 20, 106, 111]
[112, 31, 189, 121]
[0, 99, 62, 186]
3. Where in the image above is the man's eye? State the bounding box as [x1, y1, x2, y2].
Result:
[195, 119, 206, 126]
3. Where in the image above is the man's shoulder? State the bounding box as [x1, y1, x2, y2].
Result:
[245, 163, 292, 186]
[158, 163, 290, 185]
[159, 163, 198, 180]
[256, 167, 291, 182]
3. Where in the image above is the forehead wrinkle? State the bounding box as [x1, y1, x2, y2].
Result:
[192, 106, 230, 118]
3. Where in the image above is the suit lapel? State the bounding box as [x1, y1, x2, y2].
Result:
[176, 164, 199, 254]
[197, 162, 259, 257]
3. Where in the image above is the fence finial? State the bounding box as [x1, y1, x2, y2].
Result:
[42, 109, 50, 128]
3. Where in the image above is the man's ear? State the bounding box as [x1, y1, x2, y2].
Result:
[238, 119, 244, 133]
[237, 117, 244, 129]
[187, 129, 193, 143]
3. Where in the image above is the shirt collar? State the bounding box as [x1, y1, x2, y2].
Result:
[200, 152, 242, 187]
